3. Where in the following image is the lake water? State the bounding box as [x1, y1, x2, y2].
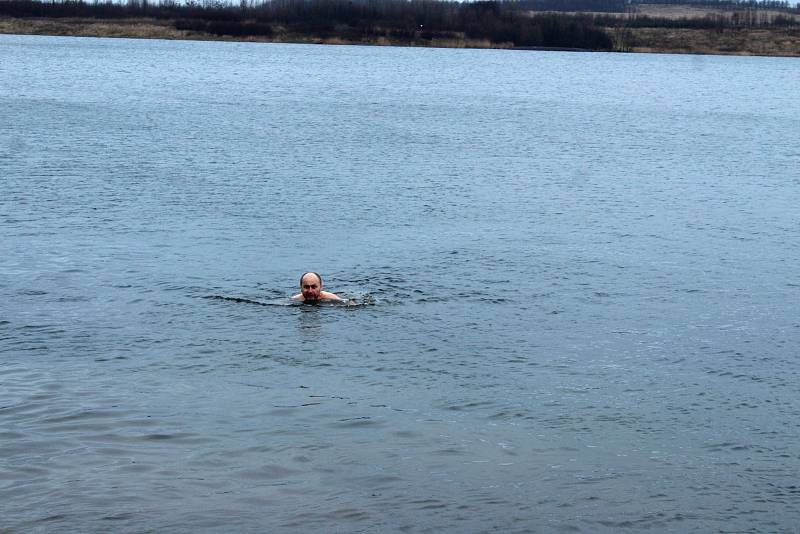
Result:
[2, 34, 799, 532]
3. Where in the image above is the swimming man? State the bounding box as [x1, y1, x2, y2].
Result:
[292, 272, 341, 302]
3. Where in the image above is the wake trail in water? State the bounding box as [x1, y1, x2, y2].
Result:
[203, 295, 284, 307]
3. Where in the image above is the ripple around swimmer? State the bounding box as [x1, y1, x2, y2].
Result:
[203, 293, 377, 308]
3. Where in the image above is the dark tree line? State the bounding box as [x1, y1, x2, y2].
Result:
[0, 0, 614, 49]
[3, 0, 794, 47]
[515, 0, 629, 13]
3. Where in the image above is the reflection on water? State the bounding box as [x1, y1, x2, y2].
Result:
[297, 304, 324, 337]
[2, 34, 800, 532]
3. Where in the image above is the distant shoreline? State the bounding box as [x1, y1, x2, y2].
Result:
[2, 16, 799, 57]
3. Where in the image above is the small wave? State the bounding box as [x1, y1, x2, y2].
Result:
[204, 294, 375, 307]
[204, 295, 281, 307]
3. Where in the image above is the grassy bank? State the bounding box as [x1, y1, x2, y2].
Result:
[625, 26, 800, 55]
[3, 15, 798, 56]
[0, 0, 614, 50]
[0, 15, 505, 47]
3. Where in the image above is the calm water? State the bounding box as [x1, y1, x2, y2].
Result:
[2, 34, 799, 532]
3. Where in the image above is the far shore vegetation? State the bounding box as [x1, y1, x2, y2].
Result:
[1, 0, 799, 56]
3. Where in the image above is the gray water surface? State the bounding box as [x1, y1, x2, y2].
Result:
[2, 34, 800, 532]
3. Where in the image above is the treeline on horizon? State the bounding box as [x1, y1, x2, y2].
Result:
[599, 10, 798, 28]
[0, 0, 615, 48]
[516, 0, 628, 12]
[629, 0, 796, 9]
[1, 0, 797, 47]
[605, 0, 800, 28]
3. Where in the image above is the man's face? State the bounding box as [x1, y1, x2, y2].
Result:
[300, 273, 322, 301]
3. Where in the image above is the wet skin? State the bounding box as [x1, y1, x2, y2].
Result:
[292, 273, 340, 302]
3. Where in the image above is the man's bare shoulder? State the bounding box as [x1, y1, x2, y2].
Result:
[291, 291, 341, 301]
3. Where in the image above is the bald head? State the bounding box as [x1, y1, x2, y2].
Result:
[299, 272, 323, 301]
[300, 272, 322, 287]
